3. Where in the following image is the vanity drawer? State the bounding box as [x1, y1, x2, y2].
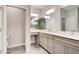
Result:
[65, 44, 79, 54]
[47, 34, 53, 39]
[39, 33, 47, 37]
[47, 37, 54, 53]
[54, 39, 65, 54]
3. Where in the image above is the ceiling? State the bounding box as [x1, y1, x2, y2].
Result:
[31, 5, 46, 9]
[31, 5, 73, 10]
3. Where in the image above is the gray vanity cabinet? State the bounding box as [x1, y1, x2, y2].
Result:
[39, 33, 48, 50]
[54, 36, 65, 54]
[65, 44, 79, 54]
[42, 37, 47, 50]
[47, 35, 54, 53]
[39, 32, 79, 54]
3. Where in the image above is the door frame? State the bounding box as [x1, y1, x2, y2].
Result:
[1, 5, 31, 54]
[0, 5, 3, 54]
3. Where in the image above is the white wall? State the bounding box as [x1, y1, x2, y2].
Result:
[31, 7, 41, 14]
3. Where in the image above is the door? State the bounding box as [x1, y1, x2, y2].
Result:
[7, 6, 26, 53]
[54, 36, 65, 54]
[39, 33, 47, 50]
[54, 40, 65, 54]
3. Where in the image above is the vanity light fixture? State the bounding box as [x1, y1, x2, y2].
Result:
[34, 17, 38, 20]
[44, 16, 50, 19]
[31, 13, 38, 17]
[32, 17, 38, 22]
[46, 8, 55, 15]
[32, 21, 38, 25]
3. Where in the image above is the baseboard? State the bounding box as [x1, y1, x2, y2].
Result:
[8, 43, 25, 48]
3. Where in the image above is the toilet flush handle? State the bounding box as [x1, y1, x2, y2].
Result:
[9, 36, 11, 38]
[0, 28, 1, 32]
[7, 35, 11, 39]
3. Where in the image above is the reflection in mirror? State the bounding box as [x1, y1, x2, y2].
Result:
[61, 17, 66, 31]
[30, 5, 79, 32]
[31, 17, 38, 29]
[61, 5, 79, 32]
[31, 16, 46, 29]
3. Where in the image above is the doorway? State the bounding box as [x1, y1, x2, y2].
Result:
[6, 6, 26, 54]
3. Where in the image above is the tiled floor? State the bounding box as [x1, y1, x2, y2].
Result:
[31, 43, 48, 54]
[7, 46, 26, 54]
[7, 43, 48, 54]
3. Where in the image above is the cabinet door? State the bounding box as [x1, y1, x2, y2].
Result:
[54, 39, 65, 54]
[39, 33, 43, 45]
[41, 37, 47, 49]
[39, 34, 43, 45]
[66, 44, 79, 54]
[39, 33, 47, 50]
[47, 35, 54, 53]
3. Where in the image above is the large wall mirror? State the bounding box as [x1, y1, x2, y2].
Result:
[30, 5, 79, 32]
[61, 5, 79, 32]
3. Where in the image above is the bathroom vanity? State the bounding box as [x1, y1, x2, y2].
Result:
[31, 29, 79, 54]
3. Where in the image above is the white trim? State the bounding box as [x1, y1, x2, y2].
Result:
[1, 5, 7, 54]
[25, 5, 31, 53]
[8, 43, 25, 48]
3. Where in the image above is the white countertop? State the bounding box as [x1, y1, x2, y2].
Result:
[30, 29, 79, 40]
